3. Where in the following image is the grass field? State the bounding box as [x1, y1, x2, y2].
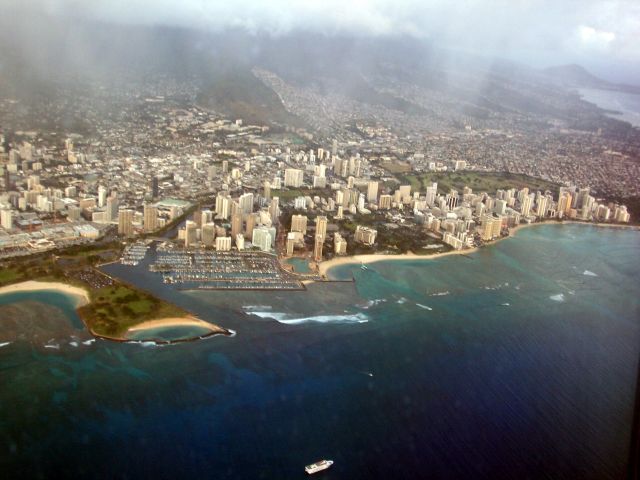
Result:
[399, 171, 559, 195]
[0, 244, 191, 339]
[79, 285, 186, 338]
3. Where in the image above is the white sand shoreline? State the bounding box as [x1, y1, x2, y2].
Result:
[126, 317, 221, 334]
[0, 281, 90, 306]
[318, 220, 639, 277]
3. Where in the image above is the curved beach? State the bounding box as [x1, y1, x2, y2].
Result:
[126, 316, 224, 334]
[0, 281, 91, 306]
[318, 220, 640, 277]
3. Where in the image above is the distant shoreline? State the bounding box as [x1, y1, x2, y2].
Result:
[318, 220, 639, 278]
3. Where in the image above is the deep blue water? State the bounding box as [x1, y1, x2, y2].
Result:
[0, 224, 639, 479]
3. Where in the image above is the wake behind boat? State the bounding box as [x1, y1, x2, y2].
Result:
[305, 459, 334, 474]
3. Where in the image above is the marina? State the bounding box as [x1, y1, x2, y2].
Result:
[149, 250, 305, 290]
[120, 241, 151, 266]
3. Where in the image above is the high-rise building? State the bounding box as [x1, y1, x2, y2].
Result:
[106, 196, 119, 222]
[143, 204, 158, 232]
[614, 205, 631, 223]
[269, 197, 280, 223]
[151, 176, 159, 199]
[354, 226, 377, 245]
[97, 186, 107, 207]
[215, 193, 231, 220]
[263, 180, 271, 200]
[184, 220, 198, 247]
[536, 196, 548, 218]
[398, 185, 412, 204]
[286, 232, 296, 256]
[3, 170, 12, 191]
[67, 205, 81, 221]
[239, 193, 254, 214]
[252, 226, 273, 252]
[231, 213, 243, 238]
[379, 194, 392, 210]
[215, 236, 232, 251]
[1, 209, 13, 230]
[315, 216, 327, 238]
[235, 234, 245, 250]
[202, 223, 216, 246]
[520, 194, 533, 217]
[291, 214, 308, 234]
[313, 235, 324, 262]
[367, 181, 379, 203]
[334, 233, 347, 255]
[118, 209, 134, 237]
[284, 168, 304, 188]
[425, 184, 437, 206]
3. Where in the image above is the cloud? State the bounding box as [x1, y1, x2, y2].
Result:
[2, 0, 640, 65]
[577, 25, 616, 49]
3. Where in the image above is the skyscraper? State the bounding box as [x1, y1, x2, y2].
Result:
[291, 214, 308, 234]
[118, 209, 134, 237]
[143, 204, 158, 233]
[106, 196, 119, 222]
[263, 180, 271, 200]
[151, 176, 159, 199]
[284, 168, 304, 188]
[367, 181, 379, 203]
[315, 216, 327, 238]
[239, 193, 254, 214]
[313, 235, 324, 262]
[231, 213, 243, 238]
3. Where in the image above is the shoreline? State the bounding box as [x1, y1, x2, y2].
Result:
[0, 279, 230, 344]
[0, 280, 91, 307]
[126, 316, 225, 334]
[318, 220, 640, 277]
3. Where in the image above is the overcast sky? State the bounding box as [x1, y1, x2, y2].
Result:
[4, 0, 640, 81]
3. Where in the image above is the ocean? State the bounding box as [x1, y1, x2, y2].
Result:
[580, 88, 640, 127]
[1, 224, 639, 479]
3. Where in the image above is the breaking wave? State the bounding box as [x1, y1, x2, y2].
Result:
[243, 305, 273, 311]
[583, 270, 598, 277]
[550, 293, 565, 302]
[0, 341, 11, 348]
[247, 311, 369, 324]
[359, 299, 387, 309]
[416, 303, 433, 310]
[429, 291, 450, 297]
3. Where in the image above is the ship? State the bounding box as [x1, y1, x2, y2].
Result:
[305, 459, 334, 474]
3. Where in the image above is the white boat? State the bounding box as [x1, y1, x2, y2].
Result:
[305, 459, 334, 474]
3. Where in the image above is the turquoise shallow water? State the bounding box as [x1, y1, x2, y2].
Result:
[0, 224, 639, 479]
[286, 257, 312, 273]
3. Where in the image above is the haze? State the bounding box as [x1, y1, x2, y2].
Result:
[2, 0, 639, 82]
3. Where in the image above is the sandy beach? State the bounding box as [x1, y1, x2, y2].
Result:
[126, 316, 224, 334]
[318, 220, 640, 277]
[0, 280, 91, 306]
[318, 248, 476, 276]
